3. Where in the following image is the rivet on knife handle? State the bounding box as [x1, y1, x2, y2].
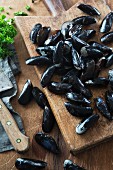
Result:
[0, 99, 29, 153]
[43, 0, 65, 16]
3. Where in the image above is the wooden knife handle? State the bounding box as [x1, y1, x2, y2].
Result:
[0, 99, 29, 153]
[43, 0, 65, 16]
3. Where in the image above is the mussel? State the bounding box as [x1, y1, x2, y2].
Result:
[42, 106, 55, 133]
[76, 114, 99, 134]
[105, 90, 113, 113]
[35, 132, 60, 154]
[15, 158, 47, 170]
[100, 31, 113, 44]
[65, 102, 93, 117]
[72, 16, 96, 25]
[77, 4, 100, 16]
[64, 159, 86, 170]
[18, 79, 33, 105]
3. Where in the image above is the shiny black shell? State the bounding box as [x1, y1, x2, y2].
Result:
[42, 106, 55, 133]
[32, 87, 48, 109]
[18, 79, 33, 105]
[35, 132, 60, 154]
[77, 4, 100, 16]
[64, 159, 86, 170]
[15, 158, 47, 170]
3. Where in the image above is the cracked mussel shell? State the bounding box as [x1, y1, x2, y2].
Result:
[18, 79, 33, 105]
[15, 158, 47, 170]
[34, 132, 60, 154]
[64, 159, 86, 170]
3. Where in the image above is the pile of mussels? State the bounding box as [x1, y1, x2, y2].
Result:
[16, 3, 113, 170]
[27, 3, 113, 135]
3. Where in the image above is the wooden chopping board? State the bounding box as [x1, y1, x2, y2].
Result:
[15, 0, 113, 155]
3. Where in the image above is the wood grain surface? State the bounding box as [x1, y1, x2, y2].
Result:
[15, 0, 113, 155]
[0, 0, 113, 170]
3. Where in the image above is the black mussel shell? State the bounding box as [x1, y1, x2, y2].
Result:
[105, 53, 113, 68]
[89, 41, 112, 54]
[65, 39, 72, 48]
[80, 59, 95, 82]
[15, 158, 47, 170]
[72, 47, 84, 70]
[26, 55, 52, 66]
[37, 27, 51, 46]
[80, 46, 103, 59]
[105, 90, 113, 112]
[53, 40, 64, 65]
[72, 16, 96, 26]
[64, 159, 86, 170]
[77, 3, 100, 16]
[18, 79, 33, 105]
[85, 77, 109, 87]
[71, 75, 92, 98]
[65, 102, 93, 117]
[36, 46, 55, 56]
[108, 69, 113, 89]
[55, 66, 72, 76]
[77, 29, 96, 41]
[48, 81, 72, 95]
[61, 69, 81, 83]
[69, 24, 82, 37]
[72, 35, 89, 52]
[41, 64, 57, 88]
[95, 97, 112, 120]
[61, 21, 73, 39]
[76, 114, 99, 134]
[100, 12, 113, 33]
[44, 30, 62, 46]
[66, 92, 91, 105]
[29, 23, 42, 44]
[42, 106, 55, 133]
[35, 132, 60, 154]
[32, 87, 48, 109]
[100, 31, 113, 44]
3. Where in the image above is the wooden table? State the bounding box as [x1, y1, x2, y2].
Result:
[0, 0, 113, 169]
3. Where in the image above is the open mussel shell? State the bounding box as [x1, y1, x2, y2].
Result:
[42, 106, 55, 133]
[77, 3, 101, 16]
[64, 159, 86, 170]
[65, 102, 93, 117]
[100, 12, 113, 33]
[100, 31, 113, 44]
[76, 114, 99, 135]
[72, 16, 96, 25]
[26, 55, 52, 66]
[15, 158, 47, 170]
[34, 132, 60, 154]
[18, 79, 33, 105]
[29, 23, 42, 44]
[32, 87, 48, 109]
[95, 97, 112, 120]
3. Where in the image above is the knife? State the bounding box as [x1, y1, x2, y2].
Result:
[0, 67, 13, 92]
[0, 65, 29, 153]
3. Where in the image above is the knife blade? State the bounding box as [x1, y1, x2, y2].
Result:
[0, 67, 13, 92]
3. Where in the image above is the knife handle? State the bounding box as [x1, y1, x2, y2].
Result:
[0, 99, 29, 153]
[43, 0, 65, 16]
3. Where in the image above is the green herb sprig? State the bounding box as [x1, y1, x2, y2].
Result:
[0, 15, 17, 58]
